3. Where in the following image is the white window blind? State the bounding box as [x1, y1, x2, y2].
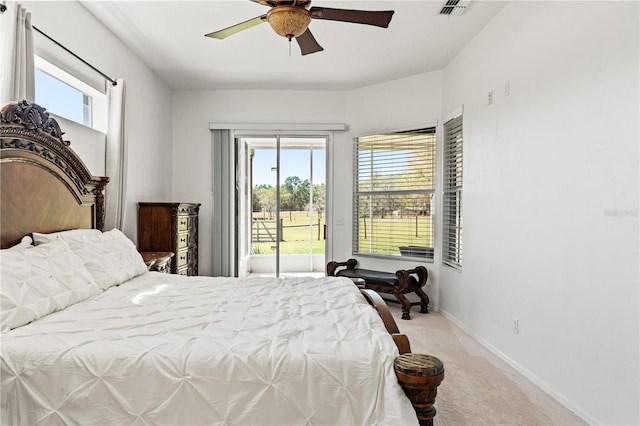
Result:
[443, 114, 463, 269]
[353, 128, 436, 259]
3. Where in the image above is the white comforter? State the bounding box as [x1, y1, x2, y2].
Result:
[1, 273, 417, 425]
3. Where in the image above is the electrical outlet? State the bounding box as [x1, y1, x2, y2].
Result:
[505, 80, 510, 96]
[513, 318, 519, 334]
[335, 218, 344, 226]
[488, 90, 494, 105]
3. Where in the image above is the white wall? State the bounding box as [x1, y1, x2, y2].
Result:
[171, 90, 347, 276]
[440, 2, 639, 424]
[26, 1, 173, 241]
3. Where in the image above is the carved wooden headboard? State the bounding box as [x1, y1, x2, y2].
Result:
[0, 100, 109, 249]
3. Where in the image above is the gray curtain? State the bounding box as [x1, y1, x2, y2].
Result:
[212, 129, 236, 277]
[0, 1, 35, 104]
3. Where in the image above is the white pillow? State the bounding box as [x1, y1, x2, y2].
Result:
[32, 228, 102, 246]
[7, 236, 33, 250]
[1, 239, 101, 332]
[63, 228, 147, 290]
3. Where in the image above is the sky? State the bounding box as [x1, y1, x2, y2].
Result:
[251, 145, 326, 187]
[35, 69, 86, 125]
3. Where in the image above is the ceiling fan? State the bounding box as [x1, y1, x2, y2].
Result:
[205, 0, 394, 56]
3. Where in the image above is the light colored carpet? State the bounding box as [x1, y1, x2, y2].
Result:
[385, 303, 586, 426]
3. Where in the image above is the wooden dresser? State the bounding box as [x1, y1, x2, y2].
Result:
[137, 202, 200, 276]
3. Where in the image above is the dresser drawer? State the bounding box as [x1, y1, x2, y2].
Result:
[178, 232, 197, 249]
[177, 247, 197, 267]
[177, 216, 189, 232]
[178, 215, 197, 232]
[177, 233, 189, 249]
[177, 249, 189, 268]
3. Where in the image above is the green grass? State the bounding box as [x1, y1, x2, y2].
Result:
[251, 211, 433, 256]
[252, 211, 325, 255]
[357, 216, 433, 255]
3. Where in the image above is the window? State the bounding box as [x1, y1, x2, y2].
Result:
[353, 128, 436, 260]
[442, 114, 463, 269]
[34, 56, 107, 132]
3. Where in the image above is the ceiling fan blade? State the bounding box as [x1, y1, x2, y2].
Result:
[309, 7, 394, 28]
[205, 15, 266, 39]
[249, 0, 277, 6]
[296, 29, 324, 56]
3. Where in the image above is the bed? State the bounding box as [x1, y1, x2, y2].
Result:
[0, 101, 426, 425]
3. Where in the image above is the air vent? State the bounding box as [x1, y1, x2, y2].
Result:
[439, 0, 470, 16]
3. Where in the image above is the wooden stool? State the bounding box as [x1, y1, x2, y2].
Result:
[394, 353, 445, 426]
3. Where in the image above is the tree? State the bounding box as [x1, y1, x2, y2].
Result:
[283, 176, 301, 195]
[280, 187, 294, 220]
[311, 183, 325, 219]
[253, 185, 276, 219]
[260, 187, 277, 219]
[253, 176, 326, 218]
[294, 179, 310, 211]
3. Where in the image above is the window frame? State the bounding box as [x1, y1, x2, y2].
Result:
[442, 114, 463, 270]
[352, 126, 437, 261]
[34, 56, 107, 133]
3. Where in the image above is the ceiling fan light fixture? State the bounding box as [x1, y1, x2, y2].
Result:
[267, 6, 311, 40]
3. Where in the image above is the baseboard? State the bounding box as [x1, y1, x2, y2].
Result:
[438, 308, 601, 426]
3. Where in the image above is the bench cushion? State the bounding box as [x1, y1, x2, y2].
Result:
[337, 268, 418, 288]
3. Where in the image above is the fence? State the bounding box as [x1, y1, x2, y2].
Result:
[252, 219, 282, 243]
[252, 218, 324, 243]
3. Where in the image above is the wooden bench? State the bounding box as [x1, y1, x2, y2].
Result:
[327, 258, 429, 320]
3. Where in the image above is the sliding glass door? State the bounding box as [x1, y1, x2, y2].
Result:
[240, 135, 326, 277]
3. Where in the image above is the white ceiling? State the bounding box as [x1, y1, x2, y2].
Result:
[80, 0, 507, 91]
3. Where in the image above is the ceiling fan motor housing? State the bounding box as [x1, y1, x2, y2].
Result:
[267, 6, 311, 40]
